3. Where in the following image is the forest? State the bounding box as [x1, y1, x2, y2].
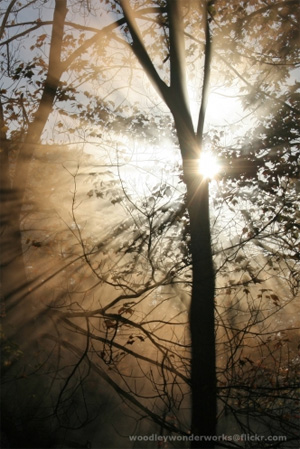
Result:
[0, 0, 299, 448]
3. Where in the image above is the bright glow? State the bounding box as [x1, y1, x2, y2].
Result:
[198, 151, 220, 179]
[205, 92, 243, 125]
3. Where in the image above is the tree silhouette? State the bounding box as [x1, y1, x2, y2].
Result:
[0, 1, 299, 448]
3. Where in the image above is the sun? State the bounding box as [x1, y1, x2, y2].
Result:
[198, 151, 220, 179]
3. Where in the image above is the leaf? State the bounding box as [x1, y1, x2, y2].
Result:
[24, 70, 34, 79]
[104, 319, 117, 329]
[32, 241, 42, 248]
[270, 294, 279, 301]
[270, 294, 280, 306]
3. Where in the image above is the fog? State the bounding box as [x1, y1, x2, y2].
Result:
[1, 141, 299, 448]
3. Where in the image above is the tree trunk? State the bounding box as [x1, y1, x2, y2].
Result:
[0, 100, 28, 312]
[174, 112, 216, 446]
[186, 173, 216, 447]
[0, 0, 67, 312]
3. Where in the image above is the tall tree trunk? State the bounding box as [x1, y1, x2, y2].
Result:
[186, 175, 216, 447]
[0, 99, 28, 312]
[115, 1, 217, 443]
[0, 0, 67, 312]
[185, 5, 216, 444]
[176, 125, 216, 446]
